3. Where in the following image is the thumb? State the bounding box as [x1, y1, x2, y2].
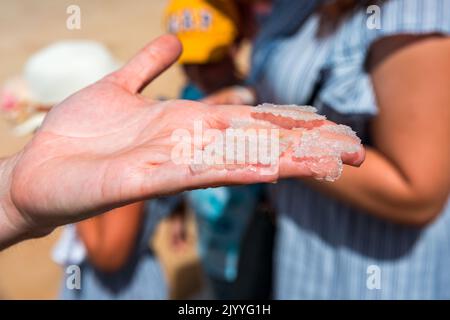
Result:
[107, 34, 182, 94]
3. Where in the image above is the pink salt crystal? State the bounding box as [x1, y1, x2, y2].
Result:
[253, 103, 326, 122]
[293, 125, 362, 181]
[189, 104, 362, 181]
[318, 124, 360, 142]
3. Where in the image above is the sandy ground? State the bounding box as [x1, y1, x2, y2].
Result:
[0, 0, 207, 299]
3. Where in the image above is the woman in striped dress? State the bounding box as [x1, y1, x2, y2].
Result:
[207, 0, 450, 299]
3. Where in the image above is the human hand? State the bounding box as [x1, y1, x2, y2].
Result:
[2, 36, 269, 235]
[0, 35, 364, 248]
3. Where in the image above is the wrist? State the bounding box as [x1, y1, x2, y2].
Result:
[0, 155, 22, 248]
[0, 154, 50, 250]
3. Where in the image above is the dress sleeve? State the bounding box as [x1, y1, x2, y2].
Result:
[317, 0, 450, 118]
[368, 0, 450, 39]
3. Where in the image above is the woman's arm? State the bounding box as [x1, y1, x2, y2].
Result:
[308, 37, 450, 226]
[76, 201, 144, 273]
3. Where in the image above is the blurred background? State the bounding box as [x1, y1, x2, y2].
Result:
[0, 0, 252, 299]
[4, 0, 447, 301]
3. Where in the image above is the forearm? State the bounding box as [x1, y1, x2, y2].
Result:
[307, 147, 447, 226]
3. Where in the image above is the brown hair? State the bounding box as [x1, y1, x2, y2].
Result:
[318, 0, 387, 37]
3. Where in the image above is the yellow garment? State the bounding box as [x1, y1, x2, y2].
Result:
[164, 0, 239, 64]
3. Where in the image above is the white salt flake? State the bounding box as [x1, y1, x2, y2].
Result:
[318, 124, 360, 142]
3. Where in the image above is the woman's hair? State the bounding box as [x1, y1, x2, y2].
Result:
[318, 0, 387, 36]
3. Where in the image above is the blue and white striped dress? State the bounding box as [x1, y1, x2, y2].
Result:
[253, 0, 450, 299]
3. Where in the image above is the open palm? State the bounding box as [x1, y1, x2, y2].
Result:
[6, 35, 364, 234]
[6, 36, 270, 230]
